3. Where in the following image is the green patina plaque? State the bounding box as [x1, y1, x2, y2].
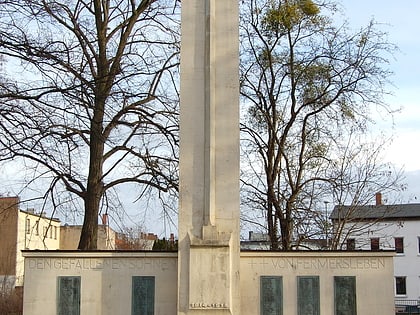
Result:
[334, 276, 356, 315]
[297, 276, 320, 315]
[132, 276, 155, 315]
[57, 276, 80, 315]
[260, 276, 283, 315]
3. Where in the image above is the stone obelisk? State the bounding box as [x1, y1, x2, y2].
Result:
[178, 0, 240, 314]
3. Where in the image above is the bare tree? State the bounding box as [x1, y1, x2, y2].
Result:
[0, 0, 180, 249]
[327, 132, 405, 249]
[239, 0, 401, 249]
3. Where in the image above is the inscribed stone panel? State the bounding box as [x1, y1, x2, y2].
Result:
[132, 276, 155, 315]
[189, 247, 230, 309]
[334, 276, 356, 315]
[297, 276, 320, 315]
[260, 276, 282, 315]
[57, 276, 80, 315]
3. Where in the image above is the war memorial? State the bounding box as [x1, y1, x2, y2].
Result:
[22, 1, 395, 314]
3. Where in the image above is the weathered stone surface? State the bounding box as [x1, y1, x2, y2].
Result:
[178, 0, 240, 314]
[22, 251, 395, 314]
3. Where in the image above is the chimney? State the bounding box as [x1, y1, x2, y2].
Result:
[375, 192, 382, 206]
[148, 233, 157, 240]
[101, 213, 108, 225]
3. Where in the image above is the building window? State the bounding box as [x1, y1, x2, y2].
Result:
[418, 276, 420, 297]
[261, 276, 283, 315]
[346, 238, 355, 251]
[25, 218, 30, 234]
[43, 226, 48, 238]
[334, 276, 356, 315]
[370, 238, 379, 251]
[57, 276, 80, 315]
[297, 276, 319, 315]
[132, 276, 155, 315]
[417, 237, 420, 254]
[395, 277, 407, 295]
[35, 221, 39, 236]
[395, 237, 404, 254]
[54, 226, 58, 239]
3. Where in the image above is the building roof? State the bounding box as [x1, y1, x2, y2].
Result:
[20, 209, 61, 222]
[330, 203, 420, 221]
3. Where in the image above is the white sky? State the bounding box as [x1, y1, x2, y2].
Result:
[338, 0, 420, 203]
[1, 1, 419, 229]
[340, 0, 420, 173]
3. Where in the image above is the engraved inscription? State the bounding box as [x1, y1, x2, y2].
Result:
[297, 276, 320, 315]
[189, 303, 228, 309]
[334, 276, 356, 315]
[58, 276, 80, 315]
[248, 257, 385, 270]
[261, 276, 282, 315]
[132, 276, 154, 315]
[27, 258, 176, 271]
[189, 247, 230, 310]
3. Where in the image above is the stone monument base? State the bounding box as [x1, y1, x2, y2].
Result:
[22, 250, 395, 315]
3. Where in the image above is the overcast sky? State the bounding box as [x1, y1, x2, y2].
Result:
[1, 1, 419, 229]
[340, 0, 420, 171]
[339, 0, 420, 201]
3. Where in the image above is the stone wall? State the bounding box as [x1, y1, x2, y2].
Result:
[22, 250, 394, 315]
[23, 251, 178, 315]
[240, 251, 395, 315]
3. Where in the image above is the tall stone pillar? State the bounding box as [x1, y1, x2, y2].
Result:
[178, 0, 240, 314]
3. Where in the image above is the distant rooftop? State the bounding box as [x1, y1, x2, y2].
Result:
[20, 209, 61, 222]
[330, 203, 420, 221]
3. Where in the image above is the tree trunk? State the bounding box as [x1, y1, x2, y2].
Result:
[280, 218, 291, 250]
[78, 97, 105, 250]
[78, 8, 108, 249]
[267, 203, 279, 250]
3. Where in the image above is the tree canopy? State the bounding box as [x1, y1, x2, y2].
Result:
[0, 0, 405, 251]
[0, 0, 180, 249]
[239, 0, 402, 249]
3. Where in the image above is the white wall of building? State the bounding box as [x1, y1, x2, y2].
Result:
[337, 219, 420, 300]
[16, 211, 60, 286]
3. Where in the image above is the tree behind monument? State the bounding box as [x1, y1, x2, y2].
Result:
[0, 0, 180, 249]
[239, 0, 402, 250]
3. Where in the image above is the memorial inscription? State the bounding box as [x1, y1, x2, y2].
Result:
[189, 247, 230, 310]
[248, 257, 385, 270]
[260, 276, 283, 315]
[132, 276, 154, 315]
[189, 303, 228, 309]
[334, 276, 357, 315]
[57, 276, 80, 315]
[297, 276, 320, 315]
[27, 257, 176, 271]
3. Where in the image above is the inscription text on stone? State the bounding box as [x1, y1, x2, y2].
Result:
[248, 257, 385, 270]
[27, 258, 176, 271]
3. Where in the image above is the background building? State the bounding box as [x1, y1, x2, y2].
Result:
[0, 196, 61, 288]
[60, 214, 116, 250]
[0, 196, 159, 290]
[331, 192, 420, 304]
